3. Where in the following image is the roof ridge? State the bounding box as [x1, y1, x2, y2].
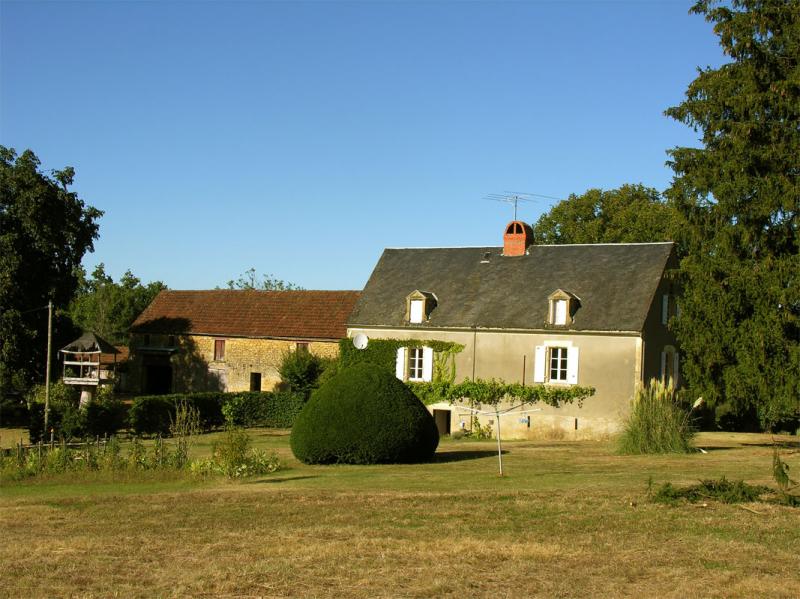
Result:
[385, 241, 673, 250]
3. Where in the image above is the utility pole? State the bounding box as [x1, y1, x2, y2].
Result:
[44, 300, 53, 434]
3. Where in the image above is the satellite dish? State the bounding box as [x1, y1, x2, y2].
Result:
[352, 333, 369, 350]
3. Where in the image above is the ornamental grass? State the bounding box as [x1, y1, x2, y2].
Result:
[617, 378, 695, 454]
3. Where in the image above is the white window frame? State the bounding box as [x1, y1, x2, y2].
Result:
[408, 347, 425, 381]
[548, 346, 569, 382]
[534, 340, 579, 385]
[396, 346, 433, 382]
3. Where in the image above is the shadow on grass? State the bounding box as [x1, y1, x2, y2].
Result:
[432, 449, 507, 463]
[739, 440, 800, 448]
[243, 475, 319, 485]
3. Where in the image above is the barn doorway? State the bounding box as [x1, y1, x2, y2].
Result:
[433, 409, 452, 436]
[144, 364, 173, 395]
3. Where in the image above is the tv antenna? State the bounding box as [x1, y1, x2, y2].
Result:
[485, 191, 560, 220]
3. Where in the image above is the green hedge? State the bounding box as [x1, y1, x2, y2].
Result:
[129, 391, 306, 435]
[221, 391, 306, 428]
[128, 392, 226, 435]
[0, 397, 29, 428]
[28, 399, 128, 443]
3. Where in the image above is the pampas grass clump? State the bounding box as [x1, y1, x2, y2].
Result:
[617, 378, 694, 454]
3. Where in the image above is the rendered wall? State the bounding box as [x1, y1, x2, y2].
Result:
[347, 327, 642, 440]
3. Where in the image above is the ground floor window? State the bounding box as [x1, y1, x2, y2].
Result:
[408, 347, 424, 381]
[549, 346, 568, 382]
[395, 346, 434, 382]
[534, 343, 579, 384]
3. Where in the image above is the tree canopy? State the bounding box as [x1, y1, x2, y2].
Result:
[68, 264, 166, 345]
[532, 184, 677, 245]
[0, 147, 102, 393]
[665, 0, 799, 428]
[226, 267, 301, 291]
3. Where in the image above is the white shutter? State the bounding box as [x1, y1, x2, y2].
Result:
[673, 352, 680, 386]
[410, 300, 424, 323]
[567, 346, 579, 384]
[555, 300, 567, 325]
[660, 351, 667, 381]
[422, 347, 434, 382]
[661, 295, 669, 325]
[395, 347, 406, 380]
[533, 345, 546, 383]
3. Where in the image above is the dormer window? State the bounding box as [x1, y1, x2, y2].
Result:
[548, 289, 579, 327]
[553, 299, 568, 325]
[410, 299, 424, 323]
[405, 290, 437, 324]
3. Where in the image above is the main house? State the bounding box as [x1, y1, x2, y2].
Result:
[347, 222, 679, 439]
[129, 290, 360, 394]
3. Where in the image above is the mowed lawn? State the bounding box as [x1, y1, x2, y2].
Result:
[1, 430, 798, 598]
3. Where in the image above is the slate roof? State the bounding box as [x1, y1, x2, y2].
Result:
[348, 243, 675, 333]
[132, 290, 360, 340]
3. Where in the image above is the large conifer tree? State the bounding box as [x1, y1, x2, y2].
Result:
[666, 0, 799, 428]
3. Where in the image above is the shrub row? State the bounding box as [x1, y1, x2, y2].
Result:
[28, 400, 128, 444]
[129, 391, 306, 435]
[220, 391, 306, 428]
[20, 390, 307, 441]
[128, 392, 226, 436]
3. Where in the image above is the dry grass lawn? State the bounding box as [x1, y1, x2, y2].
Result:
[1, 430, 798, 598]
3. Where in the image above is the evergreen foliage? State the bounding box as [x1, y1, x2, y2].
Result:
[220, 390, 306, 428]
[290, 362, 439, 464]
[665, 0, 800, 428]
[617, 379, 695, 455]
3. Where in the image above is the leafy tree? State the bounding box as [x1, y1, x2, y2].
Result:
[665, 0, 799, 428]
[226, 267, 301, 291]
[278, 349, 328, 397]
[0, 147, 101, 393]
[68, 263, 166, 345]
[532, 184, 677, 244]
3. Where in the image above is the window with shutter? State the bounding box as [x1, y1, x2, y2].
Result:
[408, 347, 425, 381]
[214, 339, 226, 361]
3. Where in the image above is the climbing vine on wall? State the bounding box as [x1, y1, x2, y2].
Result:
[339, 339, 594, 407]
[339, 338, 464, 383]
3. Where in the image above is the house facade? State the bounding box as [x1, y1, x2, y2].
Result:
[129, 290, 360, 394]
[347, 222, 680, 440]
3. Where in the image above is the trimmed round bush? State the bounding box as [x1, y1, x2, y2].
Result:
[290, 362, 439, 464]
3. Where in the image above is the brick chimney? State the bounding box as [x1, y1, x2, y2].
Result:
[502, 221, 534, 256]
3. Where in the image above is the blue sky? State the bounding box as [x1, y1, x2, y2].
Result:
[1, 1, 724, 291]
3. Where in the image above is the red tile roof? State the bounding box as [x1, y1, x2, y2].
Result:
[131, 290, 360, 340]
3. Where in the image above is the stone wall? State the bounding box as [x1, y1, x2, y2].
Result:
[128, 333, 340, 394]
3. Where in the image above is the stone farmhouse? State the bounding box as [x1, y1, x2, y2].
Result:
[129, 290, 360, 395]
[347, 222, 680, 439]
